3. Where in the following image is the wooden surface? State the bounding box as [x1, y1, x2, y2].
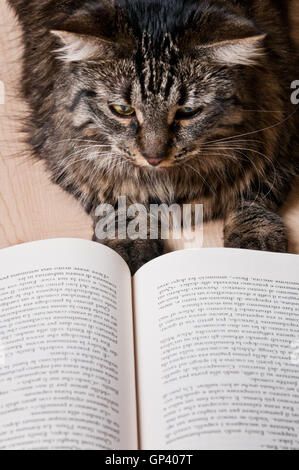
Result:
[0, 0, 298, 254]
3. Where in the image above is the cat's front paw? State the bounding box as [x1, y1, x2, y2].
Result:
[98, 238, 164, 275]
[224, 204, 288, 253]
[224, 231, 288, 253]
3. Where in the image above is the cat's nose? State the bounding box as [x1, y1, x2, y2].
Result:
[142, 152, 164, 166]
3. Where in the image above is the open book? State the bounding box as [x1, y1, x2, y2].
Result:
[0, 238, 298, 450]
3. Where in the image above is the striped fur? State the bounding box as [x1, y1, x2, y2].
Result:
[8, 0, 299, 273]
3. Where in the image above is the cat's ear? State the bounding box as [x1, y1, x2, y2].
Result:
[51, 30, 126, 62]
[186, 13, 267, 66]
[50, 1, 135, 63]
[199, 33, 267, 66]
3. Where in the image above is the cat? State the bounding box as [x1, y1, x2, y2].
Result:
[7, 0, 299, 273]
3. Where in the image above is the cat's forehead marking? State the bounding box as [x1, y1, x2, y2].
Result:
[137, 32, 180, 102]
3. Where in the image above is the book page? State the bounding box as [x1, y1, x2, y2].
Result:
[134, 249, 299, 450]
[0, 238, 137, 450]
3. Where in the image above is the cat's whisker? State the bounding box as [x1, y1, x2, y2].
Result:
[178, 150, 239, 165]
[62, 146, 112, 163]
[200, 146, 265, 156]
[238, 149, 278, 201]
[213, 146, 279, 172]
[201, 140, 264, 150]
[182, 162, 218, 197]
[55, 151, 115, 177]
[76, 156, 126, 198]
[61, 144, 114, 163]
[184, 145, 277, 205]
[203, 138, 264, 145]
[222, 146, 277, 206]
[61, 153, 109, 171]
[200, 145, 278, 178]
[101, 161, 128, 179]
[95, 154, 129, 177]
[55, 158, 96, 175]
[201, 144, 261, 151]
[54, 138, 111, 145]
[229, 149, 263, 204]
[197, 151, 239, 162]
[201, 108, 298, 146]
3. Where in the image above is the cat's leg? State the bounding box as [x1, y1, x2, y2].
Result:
[92, 206, 164, 275]
[224, 201, 288, 253]
[98, 237, 164, 275]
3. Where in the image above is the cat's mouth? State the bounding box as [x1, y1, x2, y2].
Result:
[126, 150, 171, 169]
[124, 145, 201, 169]
[133, 153, 196, 169]
[131, 150, 188, 169]
[145, 157, 164, 167]
[142, 150, 200, 168]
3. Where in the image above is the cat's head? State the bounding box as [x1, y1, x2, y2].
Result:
[51, 0, 266, 170]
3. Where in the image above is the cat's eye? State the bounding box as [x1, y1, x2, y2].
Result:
[110, 104, 135, 118]
[175, 106, 203, 120]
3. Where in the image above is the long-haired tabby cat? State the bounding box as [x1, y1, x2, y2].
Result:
[8, 0, 299, 273]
